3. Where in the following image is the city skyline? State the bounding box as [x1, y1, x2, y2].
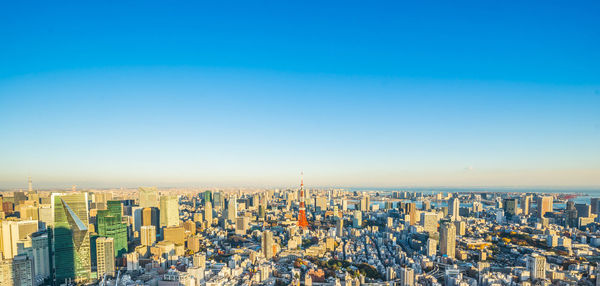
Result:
[1, 1, 599, 189]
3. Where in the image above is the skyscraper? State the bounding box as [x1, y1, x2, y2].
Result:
[160, 195, 180, 228]
[204, 201, 213, 226]
[537, 196, 553, 218]
[336, 218, 344, 237]
[203, 191, 212, 206]
[591, 198, 600, 215]
[360, 195, 369, 212]
[503, 198, 518, 217]
[449, 197, 460, 221]
[400, 267, 415, 286]
[404, 202, 417, 225]
[1, 220, 39, 259]
[51, 192, 91, 284]
[421, 212, 438, 234]
[440, 222, 456, 258]
[142, 207, 160, 230]
[236, 216, 249, 235]
[521, 195, 531, 216]
[213, 191, 223, 211]
[96, 207, 128, 258]
[353, 210, 362, 228]
[138, 187, 159, 208]
[227, 195, 237, 221]
[13, 254, 35, 286]
[262, 230, 274, 259]
[141, 225, 157, 246]
[96, 237, 115, 278]
[528, 254, 546, 280]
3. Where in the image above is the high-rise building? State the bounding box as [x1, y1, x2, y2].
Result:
[15, 230, 51, 282]
[193, 252, 206, 268]
[0, 257, 15, 285]
[51, 192, 91, 284]
[1, 220, 39, 259]
[400, 267, 415, 286]
[575, 203, 591, 218]
[138, 187, 159, 208]
[503, 198, 518, 217]
[163, 226, 185, 245]
[421, 212, 438, 234]
[472, 201, 483, 213]
[528, 254, 546, 280]
[96, 237, 115, 278]
[204, 201, 213, 226]
[440, 222, 456, 258]
[227, 195, 238, 221]
[160, 195, 180, 228]
[537, 196, 553, 218]
[591, 198, 600, 215]
[352, 210, 362, 228]
[360, 196, 370, 212]
[426, 238, 438, 257]
[449, 197, 460, 221]
[141, 225, 157, 246]
[262, 230, 274, 259]
[213, 191, 223, 211]
[336, 218, 344, 237]
[96, 209, 128, 258]
[142, 207, 160, 230]
[404, 202, 417, 225]
[203, 191, 212, 206]
[13, 254, 35, 286]
[236, 216, 250, 235]
[521, 195, 531, 216]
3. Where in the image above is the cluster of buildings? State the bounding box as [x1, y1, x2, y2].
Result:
[1, 178, 600, 286]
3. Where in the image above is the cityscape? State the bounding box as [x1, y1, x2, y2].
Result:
[1, 1, 600, 286]
[1, 178, 600, 285]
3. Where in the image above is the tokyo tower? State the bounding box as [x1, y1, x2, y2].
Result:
[297, 172, 309, 229]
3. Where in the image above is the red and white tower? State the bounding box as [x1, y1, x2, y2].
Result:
[297, 172, 309, 229]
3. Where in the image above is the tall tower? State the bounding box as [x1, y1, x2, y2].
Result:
[440, 222, 456, 258]
[297, 172, 309, 229]
[28, 177, 32, 192]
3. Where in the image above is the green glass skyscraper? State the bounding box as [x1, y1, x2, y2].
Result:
[203, 190, 212, 205]
[52, 193, 91, 285]
[96, 201, 128, 258]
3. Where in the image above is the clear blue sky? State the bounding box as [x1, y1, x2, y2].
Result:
[1, 1, 599, 189]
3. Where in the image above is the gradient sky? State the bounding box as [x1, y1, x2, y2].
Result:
[1, 1, 599, 189]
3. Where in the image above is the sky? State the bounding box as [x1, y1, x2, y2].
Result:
[0, 1, 599, 189]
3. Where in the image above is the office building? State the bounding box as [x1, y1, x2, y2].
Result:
[163, 226, 185, 245]
[227, 195, 237, 221]
[96, 209, 128, 258]
[537, 196, 553, 218]
[96, 237, 116, 278]
[138, 187, 159, 208]
[336, 218, 343, 237]
[51, 192, 91, 284]
[528, 254, 546, 280]
[141, 225, 157, 246]
[204, 200, 213, 226]
[160, 195, 180, 228]
[449, 197, 460, 221]
[440, 222, 456, 258]
[400, 267, 415, 286]
[262, 230, 274, 259]
[521, 195, 531, 216]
